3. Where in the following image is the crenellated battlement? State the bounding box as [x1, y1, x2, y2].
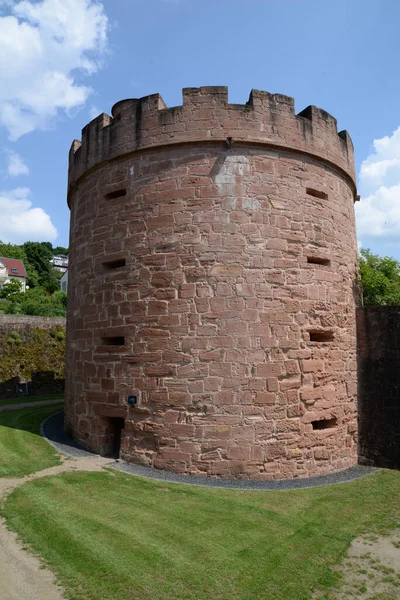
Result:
[68, 86, 355, 191]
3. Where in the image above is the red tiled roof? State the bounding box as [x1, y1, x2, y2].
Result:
[0, 257, 27, 278]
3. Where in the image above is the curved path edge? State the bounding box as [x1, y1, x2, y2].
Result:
[42, 411, 379, 491]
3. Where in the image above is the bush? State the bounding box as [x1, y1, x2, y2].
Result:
[0, 287, 67, 317]
[7, 331, 22, 345]
[0, 326, 65, 382]
[0, 280, 23, 299]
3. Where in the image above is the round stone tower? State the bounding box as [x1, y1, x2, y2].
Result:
[65, 86, 358, 480]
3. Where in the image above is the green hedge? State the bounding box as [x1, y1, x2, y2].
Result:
[0, 326, 65, 382]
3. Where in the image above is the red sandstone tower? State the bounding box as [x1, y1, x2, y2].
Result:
[65, 87, 358, 480]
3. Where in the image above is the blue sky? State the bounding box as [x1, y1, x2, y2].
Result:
[1, 0, 400, 257]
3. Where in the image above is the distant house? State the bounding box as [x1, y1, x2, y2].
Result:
[0, 257, 27, 292]
[60, 269, 68, 293]
[51, 255, 68, 273]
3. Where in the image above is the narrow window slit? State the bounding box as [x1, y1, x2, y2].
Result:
[306, 188, 328, 200]
[104, 188, 126, 201]
[309, 330, 334, 343]
[101, 336, 125, 346]
[312, 417, 337, 430]
[307, 256, 331, 266]
[102, 258, 126, 270]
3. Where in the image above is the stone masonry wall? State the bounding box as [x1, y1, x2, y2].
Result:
[0, 315, 66, 399]
[357, 307, 400, 469]
[65, 87, 359, 480]
[0, 315, 66, 330]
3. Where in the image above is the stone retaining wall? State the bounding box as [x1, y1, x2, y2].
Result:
[357, 307, 400, 469]
[0, 315, 66, 399]
[0, 315, 66, 329]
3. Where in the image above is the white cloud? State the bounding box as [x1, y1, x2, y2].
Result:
[7, 151, 29, 176]
[360, 127, 400, 189]
[357, 127, 400, 242]
[356, 185, 400, 240]
[0, 0, 108, 140]
[0, 187, 57, 243]
[360, 157, 400, 188]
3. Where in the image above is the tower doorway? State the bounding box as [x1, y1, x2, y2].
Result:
[108, 417, 125, 458]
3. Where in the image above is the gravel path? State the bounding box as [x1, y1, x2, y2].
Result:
[0, 399, 64, 413]
[0, 435, 111, 599]
[0, 522, 65, 600]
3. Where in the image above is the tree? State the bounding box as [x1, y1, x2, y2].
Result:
[23, 242, 52, 275]
[0, 241, 25, 261]
[0, 279, 23, 299]
[359, 248, 400, 306]
[41, 241, 53, 253]
[45, 269, 63, 294]
[22, 242, 54, 290]
[53, 246, 69, 256]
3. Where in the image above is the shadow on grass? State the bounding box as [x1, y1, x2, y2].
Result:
[0, 403, 65, 477]
[0, 394, 64, 408]
[41, 410, 96, 457]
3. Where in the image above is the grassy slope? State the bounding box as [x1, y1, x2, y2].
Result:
[3, 469, 400, 600]
[0, 404, 63, 477]
[0, 394, 64, 407]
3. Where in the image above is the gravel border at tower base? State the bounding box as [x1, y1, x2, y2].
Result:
[41, 411, 378, 491]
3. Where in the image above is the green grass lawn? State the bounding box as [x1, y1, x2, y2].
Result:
[0, 393, 64, 407]
[3, 468, 400, 600]
[0, 404, 63, 477]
